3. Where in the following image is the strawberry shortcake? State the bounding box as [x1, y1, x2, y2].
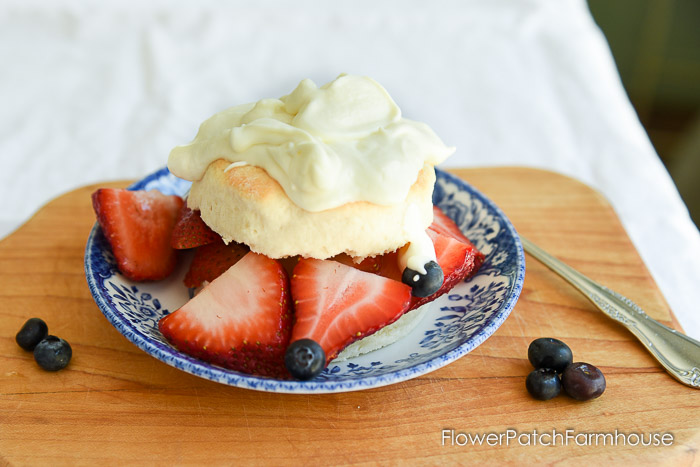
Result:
[92, 75, 484, 380]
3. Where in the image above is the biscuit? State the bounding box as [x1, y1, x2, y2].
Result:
[187, 159, 436, 259]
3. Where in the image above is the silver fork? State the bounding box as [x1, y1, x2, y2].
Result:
[521, 236, 700, 388]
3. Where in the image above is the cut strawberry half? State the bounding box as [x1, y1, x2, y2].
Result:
[408, 223, 485, 311]
[159, 252, 292, 378]
[91, 188, 183, 281]
[428, 205, 471, 243]
[171, 205, 221, 249]
[333, 251, 403, 281]
[432, 205, 485, 277]
[290, 258, 412, 364]
[332, 253, 382, 274]
[339, 207, 485, 311]
[183, 240, 249, 288]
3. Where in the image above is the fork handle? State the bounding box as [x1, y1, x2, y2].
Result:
[521, 236, 700, 388]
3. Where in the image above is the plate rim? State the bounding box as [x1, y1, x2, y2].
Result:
[84, 167, 525, 393]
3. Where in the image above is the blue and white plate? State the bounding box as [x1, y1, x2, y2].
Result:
[84, 167, 525, 393]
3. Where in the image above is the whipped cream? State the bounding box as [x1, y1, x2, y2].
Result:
[168, 74, 454, 212]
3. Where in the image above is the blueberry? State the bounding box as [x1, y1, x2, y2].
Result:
[402, 261, 443, 297]
[528, 337, 573, 373]
[16, 318, 49, 351]
[562, 362, 606, 401]
[526, 368, 562, 400]
[285, 338, 325, 380]
[33, 336, 72, 371]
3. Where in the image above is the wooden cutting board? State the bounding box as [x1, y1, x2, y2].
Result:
[1, 167, 698, 465]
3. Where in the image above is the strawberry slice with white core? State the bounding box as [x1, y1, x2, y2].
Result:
[290, 258, 412, 364]
[159, 251, 292, 378]
[91, 188, 183, 281]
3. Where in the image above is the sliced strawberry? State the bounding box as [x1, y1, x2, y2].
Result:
[332, 253, 382, 274]
[159, 252, 292, 378]
[431, 206, 485, 272]
[278, 255, 300, 277]
[429, 205, 471, 243]
[92, 188, 183, 281]
[290, 258, 412, 363]
[333, 251, 403, 280]
[340, 207, 485, 310]
[171, 205, 220, 249]
[408, 229, 484, 311]
[183, 240, 249, 288]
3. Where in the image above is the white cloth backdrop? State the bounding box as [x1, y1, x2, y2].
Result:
[2, 0, 699, 338]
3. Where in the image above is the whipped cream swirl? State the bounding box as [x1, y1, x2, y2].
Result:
[168, 74, 454, 212]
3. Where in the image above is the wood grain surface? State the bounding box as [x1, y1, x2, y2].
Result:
[1, 167, 698, 466]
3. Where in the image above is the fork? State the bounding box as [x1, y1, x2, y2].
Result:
[521, 236, 700, 388]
